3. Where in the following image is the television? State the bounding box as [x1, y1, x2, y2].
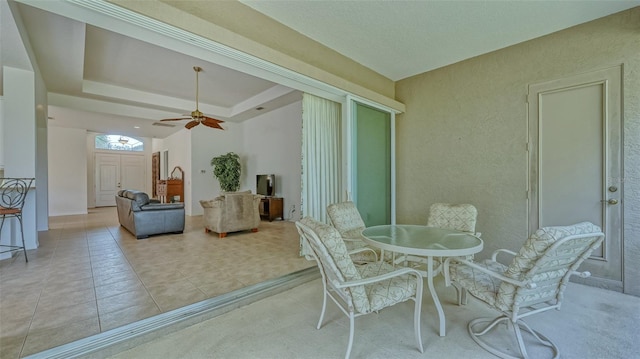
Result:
[256, 174, 276, 197]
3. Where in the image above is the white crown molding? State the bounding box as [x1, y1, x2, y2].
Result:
[230, 85, 295, 117]
[81, 80, 232, 118]
[48, 92, 179, 121]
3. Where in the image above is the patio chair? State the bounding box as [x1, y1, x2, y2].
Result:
[398, 202, 479, 267]
[327, 201, 378, 262]
[426, 202, 480, 236]
[295, 217, 424, 359]
[444, 221, 604, 359]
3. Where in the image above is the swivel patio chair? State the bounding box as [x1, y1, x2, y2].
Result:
[444, 221, 604, 359]
[327, 201, 378, 262]
[295, 217, 424, 359]
[0, 178, 35, 262]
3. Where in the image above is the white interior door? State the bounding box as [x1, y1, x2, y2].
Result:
[528, 66, 622, 290]
[95, 153, 145, 207]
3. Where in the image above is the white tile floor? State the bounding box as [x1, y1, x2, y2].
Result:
[109, 276, 640, 359]
[0, 208, 312, 358]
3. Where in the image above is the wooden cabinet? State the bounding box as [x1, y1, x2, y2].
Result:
[259, 197, 283, 221]
[166, 179, 184, 202]
[157, 166, 184, 203]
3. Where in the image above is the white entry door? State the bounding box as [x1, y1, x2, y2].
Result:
[528, 66, 622, 290]
[96, 153, 145, 207]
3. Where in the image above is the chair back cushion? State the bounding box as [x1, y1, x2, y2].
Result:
[223, 192, 257, 219]
[427, 203, 477, 233]
[327, 201, 366, 239]
[120, 190, 150, 211]
[298, 217, 370, 313]
[199, 192, 260, 233]
[495, 221, 603, 311]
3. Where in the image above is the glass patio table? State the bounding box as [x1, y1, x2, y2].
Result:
[361, 224, 483, 337]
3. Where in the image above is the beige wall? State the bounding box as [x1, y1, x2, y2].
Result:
[395, 8, 640, 294]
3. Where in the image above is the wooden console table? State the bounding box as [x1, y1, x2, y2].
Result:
[259, 197, 283, 221]
[157, 166, 184, 203]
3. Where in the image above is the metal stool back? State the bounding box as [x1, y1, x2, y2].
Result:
[0, 178, 35, 262]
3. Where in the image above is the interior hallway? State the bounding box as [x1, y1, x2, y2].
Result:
[0, 208, 313, 358]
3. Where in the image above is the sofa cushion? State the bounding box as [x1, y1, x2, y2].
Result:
[140, 203, 184, 211]
[122, 190, 150, 211]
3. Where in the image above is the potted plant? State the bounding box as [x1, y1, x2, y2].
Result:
[210, 152, 241, 192]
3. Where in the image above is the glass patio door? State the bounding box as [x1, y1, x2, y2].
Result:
[351, 101, 394, 226]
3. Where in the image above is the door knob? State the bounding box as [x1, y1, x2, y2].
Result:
[602, 199, 618, 205]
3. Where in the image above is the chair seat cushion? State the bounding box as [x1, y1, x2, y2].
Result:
[0, 207, 20, 215]
[358, 261, 418, 312]
[450, 259, 507, 307]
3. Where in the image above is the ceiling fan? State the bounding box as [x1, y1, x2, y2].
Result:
[161, 66, 224, 130]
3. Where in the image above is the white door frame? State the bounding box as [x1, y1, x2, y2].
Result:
[345, 95, 398, 224]
[527, 66, 623, 291]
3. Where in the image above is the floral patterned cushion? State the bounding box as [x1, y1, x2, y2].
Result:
[327, 202, 378, 262]
[358, 261, 419, 312]
[427, 203, 477, 233]
[342, 228, 365, 240]
[327, 202, 366, 238]
[299, 217, 371, 313]
[495, 221, 602, 311]
[450, 259, 507, 306]
[344, 240, 378, 263]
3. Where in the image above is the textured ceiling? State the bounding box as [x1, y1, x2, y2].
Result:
[242, 0, 640, 80]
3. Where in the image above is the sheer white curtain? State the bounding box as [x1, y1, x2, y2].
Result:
[300, 93, 342, 255]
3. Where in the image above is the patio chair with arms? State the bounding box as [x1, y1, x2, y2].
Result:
[295, 217, 424, 359]
[327, 201, 378, 262]
[444, 221, 604, 359]
[398, 202, 480, 268]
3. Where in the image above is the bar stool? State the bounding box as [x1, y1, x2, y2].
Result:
[0, 178, 35, 262]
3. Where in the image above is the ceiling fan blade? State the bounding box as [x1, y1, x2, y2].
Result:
[185, 120, 200, 129]
[202, 116, 224, 124]
[202, 118, 225, 129]
[161, 117, 190, 121]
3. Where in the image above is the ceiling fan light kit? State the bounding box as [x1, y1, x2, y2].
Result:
[160, 66, 225, 130]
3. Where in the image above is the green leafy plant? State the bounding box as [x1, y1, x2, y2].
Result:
[210, 152, 241, 192]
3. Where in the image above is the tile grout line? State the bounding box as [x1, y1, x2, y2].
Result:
[106, 224, 165, 313]
[87, 221, 102, 334]
[20, 223, 64, 358]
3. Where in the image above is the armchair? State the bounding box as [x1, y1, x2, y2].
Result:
[200, 191, 261, 238]
[444, 221, 604, 359]
[295, 217, 423, 359]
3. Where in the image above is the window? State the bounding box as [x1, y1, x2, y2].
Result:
[95, 135, 143, 152]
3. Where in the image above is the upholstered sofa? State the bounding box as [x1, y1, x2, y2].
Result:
[200, 191, 261, 238]
[116, 189, 185, 239]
